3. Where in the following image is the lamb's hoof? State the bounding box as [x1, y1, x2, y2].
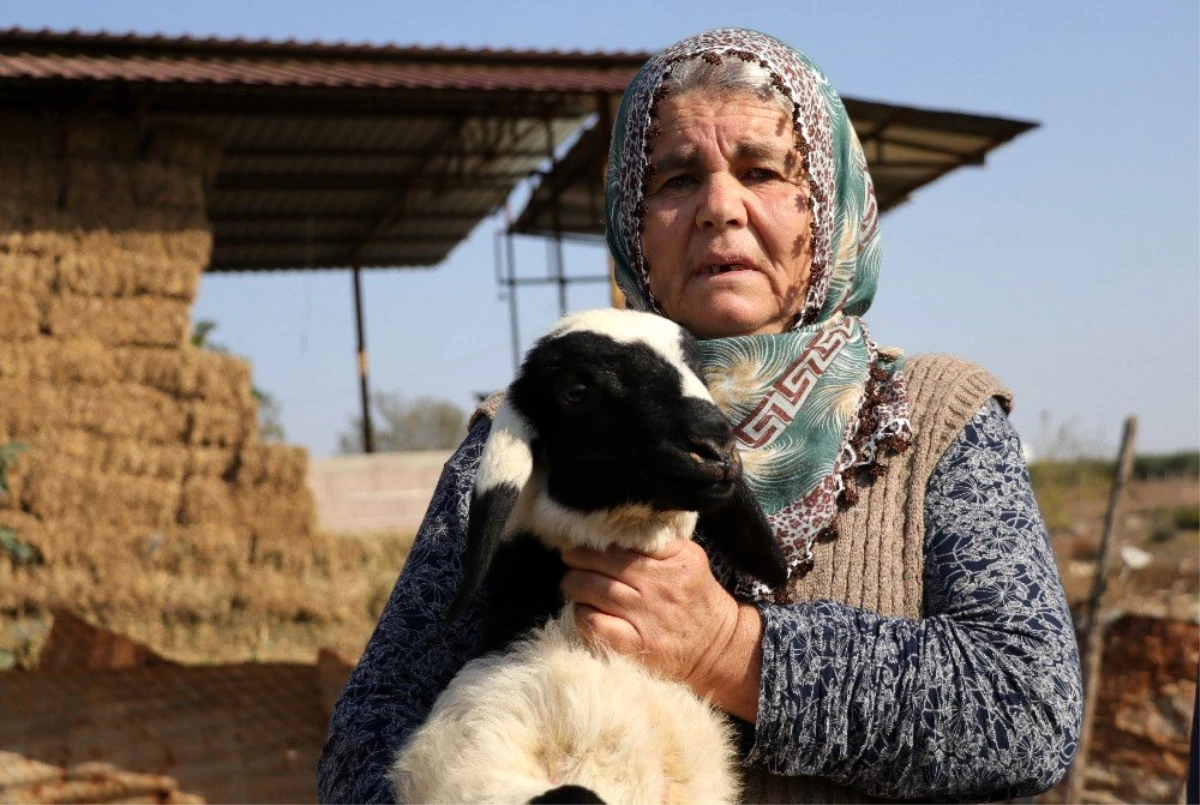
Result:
[528, 784, 605, 804]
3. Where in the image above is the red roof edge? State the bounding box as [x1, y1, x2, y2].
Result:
[0, 26, 653, 68]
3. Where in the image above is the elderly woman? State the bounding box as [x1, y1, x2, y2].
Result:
[318, 28, 1082, 803]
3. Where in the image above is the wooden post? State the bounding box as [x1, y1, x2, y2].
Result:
[1065, 415, 1138, 803]
[352, 263, 375, 454]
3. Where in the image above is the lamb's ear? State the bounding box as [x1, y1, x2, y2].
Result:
[697, 476, 789, 588]
[446, 403, 536, 621]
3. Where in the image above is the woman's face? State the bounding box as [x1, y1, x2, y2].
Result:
[640, 89, 813, 339]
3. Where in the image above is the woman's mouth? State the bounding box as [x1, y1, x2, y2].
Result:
[699, 260, 755, 277]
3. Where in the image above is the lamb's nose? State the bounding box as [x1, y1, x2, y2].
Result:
[687, 433, 738, 467]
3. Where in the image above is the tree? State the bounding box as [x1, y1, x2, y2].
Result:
[338, 391, 466, 453]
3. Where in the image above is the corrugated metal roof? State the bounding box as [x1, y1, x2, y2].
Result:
[0, 28, 1037, 271]
[0, 27, 649, 65]
[0, 51, 640, 93]
[0, 28, 646, 271]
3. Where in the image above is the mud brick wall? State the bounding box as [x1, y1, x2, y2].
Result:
[1084, 614, 1199, 804]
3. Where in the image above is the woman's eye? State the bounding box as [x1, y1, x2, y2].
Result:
[660, 174, 695, 190]
[745, 167, 781, 183]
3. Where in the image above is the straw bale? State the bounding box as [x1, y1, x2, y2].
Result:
[144, 125, 223, 181]
[0, 338, 116, 386]
[135, 206, 211, 234]
[21, 463, 182, 532]
[103, 438, 190, 483]
[21, 430, 190, 483]
[46, 295, 191, 348]
[165, 228, 214, 268]
[64, 119, 139, 159]
[0, 251, 57, 300]
[0, 114, 61, 157]
[0, 341, 46, 383]
[0, 289, 41, 341]
[132, 162, 206, 209]
[59, 383, 190, 444]
[0, 510, 46, 553]
[56, 231, 203, 300]
[39, 517, 247, 578]
[179, 476, 235, 526]
[0, 211, 80, 253]
[185, 399, 257, 448]
[173, 524, 247, 572]
[234, 443, 310, 492]
[63, 158, 137, 211]
[0, 379, 61, 438]
[236, 485, 316, 543]
[113, 347, 252, 405]
[184, 447, 237, 480]
[0, 157, 64, 207]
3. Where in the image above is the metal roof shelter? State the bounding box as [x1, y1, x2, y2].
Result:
[0, 27, 648, 271]
[0, 28, 1036, 448]
[0, 27, 648, 450]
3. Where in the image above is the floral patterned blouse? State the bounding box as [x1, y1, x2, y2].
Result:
[317, 399, 1082, 803]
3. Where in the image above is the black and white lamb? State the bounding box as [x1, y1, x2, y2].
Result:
[389, 308, 787, 804]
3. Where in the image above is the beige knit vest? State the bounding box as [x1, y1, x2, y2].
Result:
[471, 354, 1012, 804]
[738, 354, 1011, 803]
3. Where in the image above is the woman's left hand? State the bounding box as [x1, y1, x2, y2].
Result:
[560, 538, 763, 721]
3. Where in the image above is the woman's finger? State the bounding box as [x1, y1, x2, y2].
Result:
[573, 604, 643, 654]
[560, 568, 640, 613]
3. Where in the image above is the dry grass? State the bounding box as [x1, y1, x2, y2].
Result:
[0, 528, 416, 667]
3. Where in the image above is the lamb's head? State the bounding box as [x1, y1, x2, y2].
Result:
[510, 309, 740, 519]
[451, 309, 787, 620]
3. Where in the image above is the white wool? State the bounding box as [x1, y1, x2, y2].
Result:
[507, 462, 698, 550]
[477, 404, 536, 493]
[390, 607, 741, 804]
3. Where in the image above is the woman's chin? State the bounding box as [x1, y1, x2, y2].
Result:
[681, 304, 783, 339]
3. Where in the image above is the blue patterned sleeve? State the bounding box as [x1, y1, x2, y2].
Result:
[317, 420, 493, 804]
[747, 399, 1083, 800]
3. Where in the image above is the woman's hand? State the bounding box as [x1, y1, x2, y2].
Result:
[560, 538, 764, 722]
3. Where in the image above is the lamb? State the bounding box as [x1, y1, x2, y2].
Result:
[389, 308, 788, 804]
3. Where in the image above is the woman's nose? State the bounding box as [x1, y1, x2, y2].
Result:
[695, 174, 747, 231]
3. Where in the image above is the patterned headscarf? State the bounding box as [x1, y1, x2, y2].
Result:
[605, 28, 913, 593]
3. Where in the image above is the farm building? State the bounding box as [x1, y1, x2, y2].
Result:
[19, 27, 1180, 805]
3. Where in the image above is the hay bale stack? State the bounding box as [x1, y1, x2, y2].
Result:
[0, 115, 349, 654]
[0, 289, 39, 341]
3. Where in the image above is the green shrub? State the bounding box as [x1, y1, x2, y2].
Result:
[1173, 503, 1200, 531]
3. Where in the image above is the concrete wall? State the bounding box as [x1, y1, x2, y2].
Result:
[308, 450, 453, 535]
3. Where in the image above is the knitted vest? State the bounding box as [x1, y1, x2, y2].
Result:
[738, 354, 1011, 803]
[470, 354, 1011, 803]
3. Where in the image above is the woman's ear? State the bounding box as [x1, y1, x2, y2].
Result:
[696, 477, 788, 588]
[447, 404, 536, 621]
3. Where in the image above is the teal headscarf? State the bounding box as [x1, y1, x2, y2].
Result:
[605, 28, 912, 591]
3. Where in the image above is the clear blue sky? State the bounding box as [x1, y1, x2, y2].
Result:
[10, 1, 1199, 457]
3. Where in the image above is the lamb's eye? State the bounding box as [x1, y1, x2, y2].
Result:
[560, 382, 589, 407]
